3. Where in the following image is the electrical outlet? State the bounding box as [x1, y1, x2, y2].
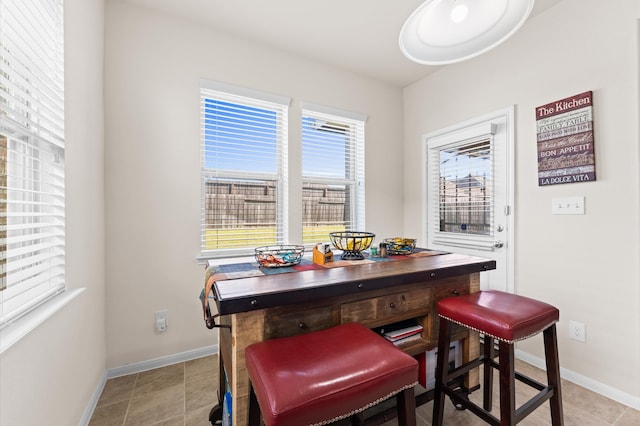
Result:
[569, 320, 585, 342]
[155, 310, 168, 332]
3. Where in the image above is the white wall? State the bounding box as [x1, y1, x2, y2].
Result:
[2, 0, 638, 422]
[103, 0, 405, 368]
[0, 0, 106, 424]
[403, 0, 640, 405]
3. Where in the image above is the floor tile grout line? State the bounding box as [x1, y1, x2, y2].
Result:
[122, 372, 139, 426]
[611, 407, 628, 425]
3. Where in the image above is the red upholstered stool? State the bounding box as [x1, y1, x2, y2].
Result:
[245, 322, 418, 426]
[432, 290, 563, 426]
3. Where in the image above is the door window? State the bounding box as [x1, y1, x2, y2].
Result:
[427, 126, 497, 251]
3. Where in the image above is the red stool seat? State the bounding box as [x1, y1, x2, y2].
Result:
[245, 322, 418, 426]
[437, 290, 559, 342]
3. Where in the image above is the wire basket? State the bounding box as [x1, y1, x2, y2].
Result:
[329, 232, 375, 260]
[383, 238, 417, 255]
[255, 245, 305, 268]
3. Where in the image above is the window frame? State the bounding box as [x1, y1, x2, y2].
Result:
[426, 123, 497, 251]
[0, 0, 66, 329]
[300, 103, 367, 244]
[199, 80, 290, 259]
[198, 82, 368, 261]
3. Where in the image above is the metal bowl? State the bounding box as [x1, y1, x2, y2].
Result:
[255, 245, 304, 267]
[383, 238, 417, 255]
[329, 232, 375, 260]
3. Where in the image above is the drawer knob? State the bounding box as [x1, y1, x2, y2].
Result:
[389, 302, 395, 308]
[452, 290, 460, 296]
[250, 299, 258, 308]
[298, 322, 306, 329]
[358, 283, 364, 289]
[430, 272, 436, 278]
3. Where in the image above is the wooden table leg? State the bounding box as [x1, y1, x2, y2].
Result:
[231, 311, 264, 426]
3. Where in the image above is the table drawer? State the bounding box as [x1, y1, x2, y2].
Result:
[341, 287, 430, 326]
[433, 278, 471, 340]
[434, 279, 470, 301]
[264, 305, 334, 339]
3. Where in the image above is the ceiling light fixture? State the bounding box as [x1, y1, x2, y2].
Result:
[399, 0, 535, 65]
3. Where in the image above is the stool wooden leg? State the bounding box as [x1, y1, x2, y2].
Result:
[248, 382, 261, 426]
[498, 341, 516, 426]
[483, 335, 495, 411]
[349, 412, 366, 426]
[396, 387, 417, 426]
[544, 324, 564, 426]
[432, 316, 452, 426]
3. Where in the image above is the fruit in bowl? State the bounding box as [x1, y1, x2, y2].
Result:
[254, 245, 304, 267]
[383, 238, 417, 255]
[329, 231, 375, 260]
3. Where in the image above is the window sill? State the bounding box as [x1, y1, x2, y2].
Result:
[0, 288, 85, 354]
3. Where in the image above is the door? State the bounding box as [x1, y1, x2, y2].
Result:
[423, 107, 514, 292]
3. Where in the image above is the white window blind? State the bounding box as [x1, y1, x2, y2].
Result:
[0, 0, 65, 326]
[301, 106, 366, 243]
[428, 136, 495, 250]
[200, 82, 289, 258]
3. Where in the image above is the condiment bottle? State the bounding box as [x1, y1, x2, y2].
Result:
[379, 242, 387, 258]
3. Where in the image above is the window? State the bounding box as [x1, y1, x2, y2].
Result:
[200, 81, 290, 258]
[301, 105, 366, 243]
[436, 140, 492, 236]
[0, 0, 65, 326]
[427, 123, 497, 251]
[199, 82, 367, 259]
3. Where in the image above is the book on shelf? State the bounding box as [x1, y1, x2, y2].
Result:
[386, 333, 423, 346]
[377, 319, 424, 342]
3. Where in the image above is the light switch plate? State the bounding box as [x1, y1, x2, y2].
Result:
[552, 196, 585, 215]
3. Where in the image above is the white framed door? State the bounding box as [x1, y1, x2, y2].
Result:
[422, 107, 514, 292]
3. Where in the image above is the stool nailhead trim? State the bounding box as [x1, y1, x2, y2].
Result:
[308, 381, 418, 426]
[438, 314, 559, 344]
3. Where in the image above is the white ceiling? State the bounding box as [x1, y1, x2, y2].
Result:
[118, 0, 563, 88]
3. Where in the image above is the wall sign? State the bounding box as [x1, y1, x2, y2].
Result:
[535, 91, 595, 186]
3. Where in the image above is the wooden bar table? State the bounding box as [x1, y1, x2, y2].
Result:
[207, 251, 496, 426]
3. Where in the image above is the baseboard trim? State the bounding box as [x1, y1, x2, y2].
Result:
[515, 349, 640, 410]
[79, 372, 107, 426]
[107, 344, 218, 379]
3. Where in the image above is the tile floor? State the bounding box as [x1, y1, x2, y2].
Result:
[89, 355, 640, 426]
[89, 356, 217, 426]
